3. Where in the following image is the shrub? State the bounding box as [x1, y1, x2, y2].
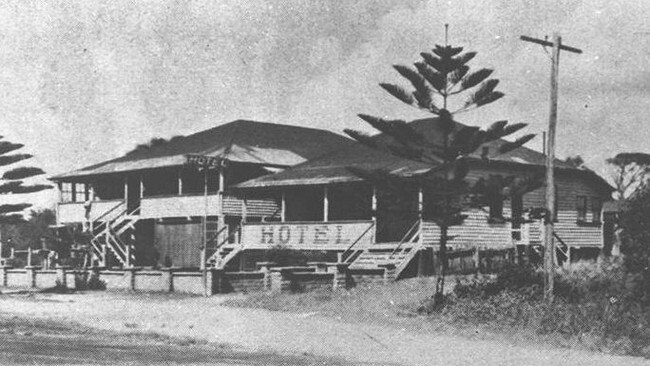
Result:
[264, 245, 308, 267]
[446, 260, 650, 357]
[73, 271, 106, 291]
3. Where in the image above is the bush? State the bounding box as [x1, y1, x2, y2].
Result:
[74, 271, 106, 291]
[264, 245, 308, 267]
[445, 260, 650, 358]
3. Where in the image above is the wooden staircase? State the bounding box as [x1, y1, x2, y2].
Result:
[348, 220, 423, 279]
[206, 223, 243, 269]
[89, 206, 139, 267]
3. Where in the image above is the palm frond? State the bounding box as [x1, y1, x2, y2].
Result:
[463, 79, 501, 107]
[420, 52, 445, 74]
[0, 142, 24, 155]
[379, 83, 414, 105]
[414, 62, 446, 91]
[343, 128, 377, 148]
[498, 134, 536, 154]
[0, 154, 32, 167]
[448, 65, 469, 86]
[2, 167, 46, 180]
[459, 68, 493, 91]
[0, 203, 31, 214]
[10, 184, 52, 194]
[501, 123, 528, 137]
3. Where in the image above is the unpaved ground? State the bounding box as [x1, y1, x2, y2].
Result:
[0, 291, 648, 366]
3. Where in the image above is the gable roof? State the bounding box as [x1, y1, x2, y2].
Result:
[236, 118, 611, 190]
[51, 120, 356, 180]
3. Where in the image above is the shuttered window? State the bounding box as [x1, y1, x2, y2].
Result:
[576, 195, 588, 221]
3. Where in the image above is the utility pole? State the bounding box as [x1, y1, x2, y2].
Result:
[520, 33, 582, 302]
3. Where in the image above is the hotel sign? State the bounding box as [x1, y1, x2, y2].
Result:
[241, 221, 375, 249]
[185, 154, 223, 169]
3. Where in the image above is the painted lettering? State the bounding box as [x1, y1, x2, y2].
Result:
[335, 225, 350, 245]
[296, 225, 308, 244]
[278, 225, 291, 244]
[313, 225, 330, 245]
[261, 226, 274, 244]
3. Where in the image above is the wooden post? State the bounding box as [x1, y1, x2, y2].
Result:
[542, 33, 561, 303]
[71, 182, 76, 202]
[139, 175, 144, 199]
[520, 33, 582, 303]
[417, 186, 423, 219]
[124, 177, 128, 203]
[323, 186, 329, 222]
[178, 169, 183, 195]
[371, 186, 377, 221]
[280, 190, 286, 222]
[201, 168, 208, 271]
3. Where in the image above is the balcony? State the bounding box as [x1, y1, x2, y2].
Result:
[57, 199, 124, 224]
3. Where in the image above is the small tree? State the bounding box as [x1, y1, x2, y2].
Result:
[345, 42, 538, 308]
[606, 153, 650, 200]
[0, 137, 52, 224]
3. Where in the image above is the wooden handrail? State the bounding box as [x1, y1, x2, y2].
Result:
[92, 201, 126, 223]
[341, 221, 375, 263]
[388, 219, 421, 260]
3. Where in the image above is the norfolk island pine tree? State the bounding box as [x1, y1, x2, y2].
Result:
[344, 41, 542, 308]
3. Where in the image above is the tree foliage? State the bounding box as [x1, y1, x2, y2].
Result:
[606, 152, 650, 200]
[0, 137, 52, 223]
[126, 136, 183, 156]
[345, 42, 538, 307]
[618, 187, 650, 304]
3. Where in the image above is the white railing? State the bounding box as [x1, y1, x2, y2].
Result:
[58, 199, 124, 224]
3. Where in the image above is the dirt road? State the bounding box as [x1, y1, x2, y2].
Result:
[0, 292, 647, 366]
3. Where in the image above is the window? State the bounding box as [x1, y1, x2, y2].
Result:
[74, 183, 87, 202]
[576, 195, 588, 222]
[60, 183, 73, 203]
[591, 197, 602, 223]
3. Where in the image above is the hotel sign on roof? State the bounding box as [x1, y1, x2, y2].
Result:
[185, 154, 224, 169]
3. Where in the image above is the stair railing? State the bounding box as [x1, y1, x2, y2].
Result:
[341, 221, 376, 263]
[388, 219, 421, 260]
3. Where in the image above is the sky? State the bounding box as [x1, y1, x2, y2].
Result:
[0, 0, 648, 209]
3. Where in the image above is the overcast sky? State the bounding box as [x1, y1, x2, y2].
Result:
[1, 0, 649, 208]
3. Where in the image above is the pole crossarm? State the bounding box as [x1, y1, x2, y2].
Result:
[520, 36, 582, 54]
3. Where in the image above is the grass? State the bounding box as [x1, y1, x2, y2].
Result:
[223, 262, 650, 359]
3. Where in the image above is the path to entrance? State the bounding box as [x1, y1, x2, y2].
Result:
[0, 292, 647, 366]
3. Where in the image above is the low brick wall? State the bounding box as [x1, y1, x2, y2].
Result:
[290, 272, 334, 292]
[134, 270, 167, 292]
[35, 270, 58, 288]
[0, 262, 394, 295]
[173, 272, 204, 295]
[100, 270, 132, 290]
[5, 269, 29, 288]
[225, 272, 265, 293]
[348, 268, 385, 287]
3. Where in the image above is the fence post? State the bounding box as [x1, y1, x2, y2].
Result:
[378, 263, 396, 284]
[258, 262, 276, 291]
[270, 268, 292, 293]
[126, 267, 138, 291]
[25, 265, 38, 288]
[55, 265, 70, 288]
[161, 267, 174, 292]
[327, 263, 349, 290]
[473, 247, 480, 273]
[0, 265, 10, 287]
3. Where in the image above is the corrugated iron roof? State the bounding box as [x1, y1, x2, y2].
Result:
[235, 118, 602, 189]
[51, 120, 356, 180]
